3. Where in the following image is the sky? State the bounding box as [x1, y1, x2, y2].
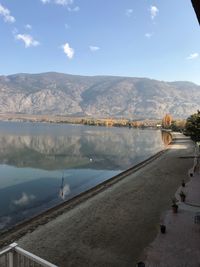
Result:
[0, 0, 200, 84]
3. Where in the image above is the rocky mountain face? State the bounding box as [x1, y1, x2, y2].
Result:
[0, 72, 199, 119]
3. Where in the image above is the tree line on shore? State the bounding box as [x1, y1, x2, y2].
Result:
[184, 110, 200, 142]
[0, 111, 199, 142]
[162, 111, 200, 142]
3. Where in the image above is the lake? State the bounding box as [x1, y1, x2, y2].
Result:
[0, 121, 169, 231]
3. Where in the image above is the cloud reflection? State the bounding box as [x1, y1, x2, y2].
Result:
[13, 192, 36, 206]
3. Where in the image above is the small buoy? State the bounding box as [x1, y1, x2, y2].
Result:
[89, 158, 93, 162]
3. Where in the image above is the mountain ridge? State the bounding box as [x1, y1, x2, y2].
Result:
[2, 72, 199, 84]
[0, 72, 199, 119]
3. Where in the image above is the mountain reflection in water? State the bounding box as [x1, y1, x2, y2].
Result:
[0, 122, 170, 230]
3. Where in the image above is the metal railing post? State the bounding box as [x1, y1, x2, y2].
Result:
[8, 252, 13, 267]
[8, 243, 18, 267]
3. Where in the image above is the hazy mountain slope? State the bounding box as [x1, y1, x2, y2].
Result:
[0, 72, 199, 119]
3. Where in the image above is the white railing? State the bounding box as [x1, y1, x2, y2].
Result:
[0, 243, 58, 267]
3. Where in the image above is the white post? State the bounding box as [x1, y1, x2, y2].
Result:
[8, 252, 13, 267]
[8, 243, 18, 267]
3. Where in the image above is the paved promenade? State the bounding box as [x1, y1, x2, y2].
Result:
[14, 133, 196, 266]
[144, 140, 200, 267]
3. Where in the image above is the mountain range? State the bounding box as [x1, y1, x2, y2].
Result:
[0, 72, 199, 119]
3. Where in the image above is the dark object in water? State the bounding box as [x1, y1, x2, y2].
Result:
[160, 224, 166, 234]
[190, 173, 193, 177]
[182, 180, 185, 187]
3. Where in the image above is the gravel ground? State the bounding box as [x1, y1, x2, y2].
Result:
[14, 133, 194, 267]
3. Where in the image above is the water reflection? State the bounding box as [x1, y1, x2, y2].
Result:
[59, 174, 71, 200]
[0, 122, 167, 170]
[0, 122, 169, 230]
[161, 131, 172, 146]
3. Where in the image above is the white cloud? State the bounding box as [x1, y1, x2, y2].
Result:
[40, 0, 79, 10]
[16, 34, 40, 48]
[150, 5, 159, 20]
[62, 42, 74, 59]
[89, 46, 100, 52]
[40, 0, 50, 3]
[13, 193, 35, 206]
[55, 0, 73, 5]
[0, 3, 15, 23]
[67, 6, 79, 12]
[187, 53, 199, 60]
[126, 9, 133, 17]
[25, 24, 32, 30]
[145, 32, 153, 38]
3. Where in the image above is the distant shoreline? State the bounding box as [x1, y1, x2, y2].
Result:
[0, 113, 162, 128]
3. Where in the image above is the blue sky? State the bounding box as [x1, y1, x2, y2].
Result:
[0, 0, 200, 84]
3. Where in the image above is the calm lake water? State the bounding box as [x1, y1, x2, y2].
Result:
[0, 121, 169, 231]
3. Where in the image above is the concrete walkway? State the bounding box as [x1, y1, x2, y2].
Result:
[13, 133, 196, 267]
[144, 142, 200, 267]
